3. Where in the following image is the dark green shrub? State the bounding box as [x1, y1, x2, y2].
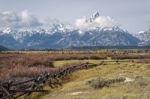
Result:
[87, 77, 125, 89]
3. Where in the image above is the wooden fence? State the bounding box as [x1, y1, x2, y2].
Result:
[0, 62, 98, 99]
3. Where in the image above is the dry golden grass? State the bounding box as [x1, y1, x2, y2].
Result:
[42, 59, 150, 99]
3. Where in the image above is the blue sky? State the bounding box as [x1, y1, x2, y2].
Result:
[0, 0, 150, 33]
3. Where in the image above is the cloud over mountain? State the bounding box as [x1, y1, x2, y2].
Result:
[0, 10, 42, 29]
[75, 12, 117, 32]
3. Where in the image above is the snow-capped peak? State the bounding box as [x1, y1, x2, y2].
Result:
[75, 12, 118, 33]
[49, 23, 74, 33]
[90, 11, 100, 20]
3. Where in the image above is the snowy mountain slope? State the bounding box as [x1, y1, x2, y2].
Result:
[55, 27, 139, 48]
[0, 26, 140, 49]
[135, 29, 150, 46]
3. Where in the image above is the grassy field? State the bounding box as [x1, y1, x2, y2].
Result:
[42, 59, 150, 99]
[0, 49, 150, 99]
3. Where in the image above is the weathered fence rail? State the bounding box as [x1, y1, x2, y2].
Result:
[0, 62, 99, 99]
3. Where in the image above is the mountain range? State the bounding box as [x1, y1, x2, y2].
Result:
[0, 45, 8, 51]
[0, 12, 149, 49]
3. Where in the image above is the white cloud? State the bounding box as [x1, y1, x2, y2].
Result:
[0, 10, 42, 29]
[75, 12, 117, 32]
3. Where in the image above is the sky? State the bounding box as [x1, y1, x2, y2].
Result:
[0, 0, 150, 33]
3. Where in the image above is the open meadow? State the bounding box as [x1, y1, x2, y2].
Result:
[0, 49, 150, 99]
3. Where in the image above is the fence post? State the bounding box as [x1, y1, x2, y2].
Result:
[23, 94, 28, 99]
